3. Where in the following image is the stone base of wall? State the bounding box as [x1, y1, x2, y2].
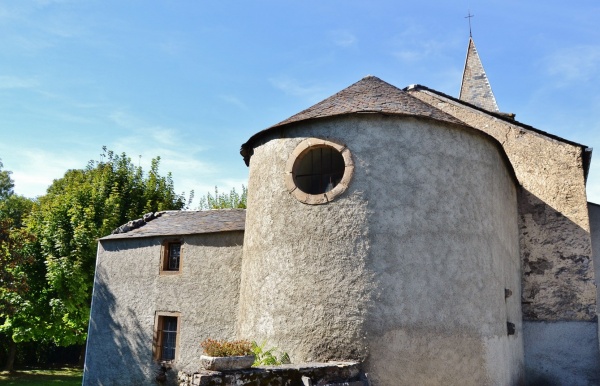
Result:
[524, 321, 600, 385]
[178, 361, 367, 386]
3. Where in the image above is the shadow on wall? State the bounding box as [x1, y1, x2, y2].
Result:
[85, 265, 159, 385]
[519, 189, 600, 385]
[518, 189, 595, 321]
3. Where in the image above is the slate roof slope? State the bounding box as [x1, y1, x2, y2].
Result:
[272, 75, 465, 127]
[241, 75, 468, 165]
[459, 37, 499, 112]
[101, 209, 246, 240]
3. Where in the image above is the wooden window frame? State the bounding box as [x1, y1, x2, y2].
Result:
[153, 311, 181, 363]
[160, 239, 183, 275]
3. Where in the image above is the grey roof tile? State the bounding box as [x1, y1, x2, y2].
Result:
[101, 209, 246, 240]
[272, 75, 465, 127]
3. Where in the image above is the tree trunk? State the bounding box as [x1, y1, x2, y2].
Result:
[78, 343, 86, 368]
[3, 340, 16, 372]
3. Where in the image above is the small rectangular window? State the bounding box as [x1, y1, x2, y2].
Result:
[154, 313, 180, 362]
[160, 316, 178, 360]
[167, 243, 181, 270]
[161, 240, 182, 274]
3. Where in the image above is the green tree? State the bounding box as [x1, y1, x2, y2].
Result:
[0, 193, 37, 371]
[0, 159, 14, 199]
[27, 148, 187, 350]
[198, 185, 247, 210]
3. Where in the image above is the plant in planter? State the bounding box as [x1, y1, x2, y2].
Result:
[251, 341, 290, 366]
[200, 339, 255, 371]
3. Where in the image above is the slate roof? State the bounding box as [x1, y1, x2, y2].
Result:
[101, 209, 246, 240]
[273, 75, 465, 127]
[459, 37, 499, 112]
[241, 75, 468, 165]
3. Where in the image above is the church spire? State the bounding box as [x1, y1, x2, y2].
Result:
[459, 37, 499, 112]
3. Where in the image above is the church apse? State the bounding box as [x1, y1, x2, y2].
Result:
[237, 108, 523, 386]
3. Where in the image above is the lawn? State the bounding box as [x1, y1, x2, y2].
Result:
[0, 367, 83, 385]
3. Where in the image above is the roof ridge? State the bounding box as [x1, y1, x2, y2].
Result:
[111, 211, 164, 235]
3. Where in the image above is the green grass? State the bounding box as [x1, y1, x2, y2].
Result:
[0, 367, 82, 385]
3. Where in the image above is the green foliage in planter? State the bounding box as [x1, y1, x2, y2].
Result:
[200, 339, 253, 357]
[251, 341, 290, 366]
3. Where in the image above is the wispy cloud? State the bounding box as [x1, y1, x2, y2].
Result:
[544, 45, 600, 84]
[159, 37, 186, 56]
[219, 95, 248, 110]
[0, 75, 38, 89]
[110, 110, 184, 148]
[106, 108, 224, 205]
[392, 38, 456, 63]
[7, 147, 84, 197]
[389, 22, 459, 63]
[109, 109, 142, 129]
[269, 76, 326, 103]
[329, 30, 357, 48]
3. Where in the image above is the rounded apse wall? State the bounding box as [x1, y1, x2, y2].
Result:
[237, 114, 522, 385]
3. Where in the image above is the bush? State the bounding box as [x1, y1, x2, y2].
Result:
[200, 339, 253, 357]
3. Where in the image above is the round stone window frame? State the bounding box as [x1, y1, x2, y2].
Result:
[285, 138, 354, 205]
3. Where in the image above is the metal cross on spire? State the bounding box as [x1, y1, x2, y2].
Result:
[465, 11, 474, 37]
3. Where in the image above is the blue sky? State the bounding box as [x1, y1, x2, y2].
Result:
[1, 0, 600, 206]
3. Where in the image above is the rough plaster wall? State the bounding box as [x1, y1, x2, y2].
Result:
[588, 203, 600, 309]
[409, 90, 595, 321]
[523, 321, 600, 385]
[237, 128, 372, 362]
[238, 115, 523, 385]
[84, 231, 243, 386]
[588, 203, 600, 380]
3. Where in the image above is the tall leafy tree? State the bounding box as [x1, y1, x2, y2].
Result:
[0, 159, 14, 199]
[198, 185, 247, 210]
[27, 148, 187, 349]
[0, 187, 38, 371]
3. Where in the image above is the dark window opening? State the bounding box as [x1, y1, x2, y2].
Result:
[160, 316, 178, 360]
[164, 242, 181, 271]
[155, 314, 178, 361]
[294, 146, 345, 195]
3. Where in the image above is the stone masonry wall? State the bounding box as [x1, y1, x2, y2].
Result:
[409, 88, 596, 321]
[178, 362, 365, 386]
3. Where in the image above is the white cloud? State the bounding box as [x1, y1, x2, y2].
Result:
[110, 110, 182, 146]
[545, 45, 600, 84]
[109, 109, 139, 128]
[105, 108, 229, 207]
[392, 38, 456, 63]
[269, 76, 327, 103]
[388, 22, 459, 64]
[330, 30, 357, 47]
[7, 148, 84, 197]
[0, 75, 38, 89]
[219, 95, 248, 110]
[393, 50, 422, 62]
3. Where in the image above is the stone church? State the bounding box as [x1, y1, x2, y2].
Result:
[82, 37, 600, 385]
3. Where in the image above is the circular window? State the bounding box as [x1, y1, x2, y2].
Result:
[285, 138, 353, 205]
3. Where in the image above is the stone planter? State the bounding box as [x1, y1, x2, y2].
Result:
[200, 355, 255, 371]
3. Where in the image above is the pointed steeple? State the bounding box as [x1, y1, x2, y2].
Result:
[459, 37, 499, 112]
